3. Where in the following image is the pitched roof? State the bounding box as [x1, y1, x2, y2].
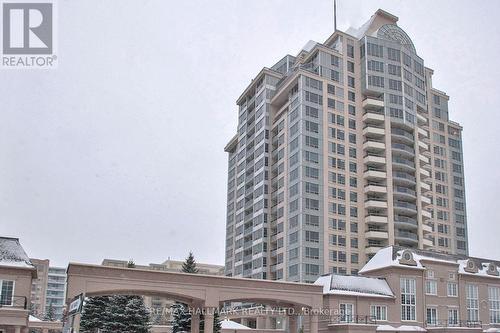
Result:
[314, 274, 394, 298]
[0, 237, 34, 268]
[359, 246, 500, 279]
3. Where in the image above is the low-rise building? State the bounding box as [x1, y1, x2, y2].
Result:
[313, 246, 500, 332]
[0, 237, 37, 333]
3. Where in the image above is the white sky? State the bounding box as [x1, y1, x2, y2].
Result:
[1, 0, 499, 267]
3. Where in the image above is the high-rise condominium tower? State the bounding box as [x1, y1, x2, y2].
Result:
[224, 9, 468, 282]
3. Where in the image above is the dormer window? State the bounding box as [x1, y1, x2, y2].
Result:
[464, 259, 478, 273]
[487, 263, 499, 276]
[399, 250, 417, 266]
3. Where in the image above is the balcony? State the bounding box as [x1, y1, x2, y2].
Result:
[392, 157, 416, 171]
[423, 238, 434, 248]
[393, 186, 416, 200]
[391, 128, 414, 145]
[365, 215, 388, 224]
[417, 127, 429, 138]
[362, 111, 385, 124]
[391, 143, 415, 157]
[366, 246, 384, 255]
[393, 172, 416, 185]
[364, 184, 387, 194]
[417, 113, 427, 125]
[363, 140, 386, 151]
[421, 196, 432, 205]
[419, 154, 430, 165]
[394, 216, 418, 230]
[422, 210, 432, 219]
[363, 125, 385, 137]
[364, 154, 386, 165]
[362, 97, 385, 110]
[365, 200, 388, 209]
[364, 169, 387, 180]
[365, 230, 389, 240]
[396, 231, 419, 245]
[418, 140, 429, 151]
[394, 201, 418, 214]
[421, 182, 431, 191]
[422, 223, 433, 233]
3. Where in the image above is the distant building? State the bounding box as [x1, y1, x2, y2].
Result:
[30, 259, 67, 320]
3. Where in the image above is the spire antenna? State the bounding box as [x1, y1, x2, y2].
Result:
[334, 0, 337, 31]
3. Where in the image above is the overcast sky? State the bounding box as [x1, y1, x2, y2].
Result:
[1, 0, 499, 268]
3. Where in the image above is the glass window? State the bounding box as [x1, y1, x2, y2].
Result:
[370, 305, 387, 321]
[0, 280, 14, 306]
[489, 287, 500, 324]
[340, 303, 354, 323]
[466, 284, 479, 322]
[401, 278, 416, 321]
[426, 308, 437, 326]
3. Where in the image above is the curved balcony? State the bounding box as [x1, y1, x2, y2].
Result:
[393, 186, 417, 200]
[420, 167, 431, 179]
[392, 157, 416, 172]
[421, 182, 431, 192]
[395, 230, 419, 245]
[418, 140, 429, 152]
[391, 143, 415, 158]
[394, 216, 418, 230]
[393, 172, 416, 185]
[394, 201, 418, 215]
[421, 196, 431, 206]
[366, 245, 386, 255]
[391, 128, 414, 145]
[417, 113, 427, 125]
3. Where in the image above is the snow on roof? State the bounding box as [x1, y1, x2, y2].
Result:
[484, 329, 500, 333]
[377, 325, 426, 332]
[359, 246, 500, 280]
[0, 237, 34, 268]
[29, 315, 42, 322]
[221, 320, 251, 330]
[314, 274, 394, 298]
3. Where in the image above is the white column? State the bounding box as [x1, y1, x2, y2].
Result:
[191, 312, 200, 333]
[288, 315, 298, 333]
[204, 307, 215, 333]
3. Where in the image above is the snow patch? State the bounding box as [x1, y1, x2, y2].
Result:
[221, 320, 251, 330]
[314, 274, 394, 297]
[377, 324, 426, 331]
[0, 237, 33, 268]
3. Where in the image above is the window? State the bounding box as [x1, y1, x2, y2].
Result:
[426, 308, 437, 326]
[367, 43, 383, 57]
[370, 305, 387, 321]
[426, 280, 437, 295]
[305, 230, 319, 243]
[466, 284, 479, 322]
[401, 278, 416, 321]
[447, 282, 458, 297]
[340, 303, 354, 323]
[367, 60, 384, 72]
[489, 287, 500, 324]
[448, 309, 459, 326]
[0, 280, 14, 306]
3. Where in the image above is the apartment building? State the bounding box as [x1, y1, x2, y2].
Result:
[224, 9, 468, 283]
[30, 259, 67, 320]
[312, 246, 500, 333]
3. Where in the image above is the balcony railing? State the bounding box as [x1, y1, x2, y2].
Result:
[0, 296, 28, 309]
[327, 315, 377, 325]
[426, 320, 482, 328]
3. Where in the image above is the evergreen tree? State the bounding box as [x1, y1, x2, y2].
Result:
[103, 295, 150, 333]
[171, 302, 191, 333]
[44, 303, 56, 321]
[80, 296, 110, 333]
[127, 259, 136, 268]
[181, 252, 198, 273]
